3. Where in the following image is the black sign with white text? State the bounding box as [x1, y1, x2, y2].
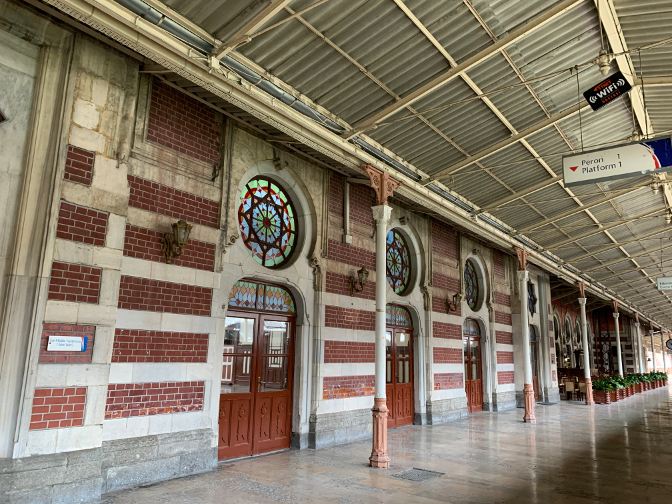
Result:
[583, 71, 632, 112]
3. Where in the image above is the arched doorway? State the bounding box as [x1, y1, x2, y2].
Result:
[385, 305, 414, 428]
[218, 280, 296, 460]
[529, 325, 539, 403]
[463, 319, 483, 414]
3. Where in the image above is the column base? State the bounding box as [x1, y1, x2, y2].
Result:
[584, 377, 595, 405]
[369, 397, 390, 468]
[523, 384, 536, 424]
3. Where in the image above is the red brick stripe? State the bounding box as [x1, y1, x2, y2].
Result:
[324, 341, 375, 363]
[48, 262, 102, 304]
[498, 371, 514, 384]
[329, 172, 344, 216]
[322, 375, 374, 400]
[105, 381, 204, 419]
[127, 175, 219, 228]
[39, 324, 95, 364]
[497, 351, 514, 364]
[327, 239, 375, 270]
[494, 292, 511, 307]
[496, 331, 513, 345]
[495, 311, 512, 326]
[433, 321, 461, 340]
[117, 276, 212, 316]
[30, 387, 86, 430]
[433, 347, 462, 364]
[432, 272, 459, 292]
[147, 79, 221, 165]
[112, 329, 208, 363]
[324, 305, 375, 331]
[432, 219, 458, 260]
[434, 373, 463, 390]
[431, 296, 461, 317]
[349, 183, 375, 228]
[124, 224, 215, 271]
[57, 201, 108, 247]
[325, 271, 375, 300]
[64, 145, 94, 186]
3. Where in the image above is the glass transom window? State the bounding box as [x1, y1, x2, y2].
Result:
[386, 229, 411, 295]
[238, 177, 297, 268]
[464, 259, 480, 310]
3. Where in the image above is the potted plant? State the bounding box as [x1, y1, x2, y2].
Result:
[592, 379, 613, 404]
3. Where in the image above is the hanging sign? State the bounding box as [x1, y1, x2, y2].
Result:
[583, 71, 632, 112]
[657, 277, 672, 291]
[562, 136, 672, 187]
[47, 335, 88, 352]
[666, 339, 672, 351]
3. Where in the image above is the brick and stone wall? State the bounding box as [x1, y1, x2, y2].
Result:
[117, 276, 212, 316]
[48, 262, 102, 304]
[322, 376, 375, 400]
[39, 324, 95, 364]
[112, 329, 209, 363]
[30, 387, 87, 430]
[56, 201, 108, 246]
[63, 145, 94, 186]
[105, 381, 204, 418]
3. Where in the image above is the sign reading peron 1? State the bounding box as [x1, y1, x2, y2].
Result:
[657, 277, 672, 291]
[562, 137, 672, 187]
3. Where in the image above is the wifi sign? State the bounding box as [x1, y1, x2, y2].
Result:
[583, 71, 632, 112]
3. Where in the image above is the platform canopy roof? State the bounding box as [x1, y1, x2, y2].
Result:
[57, 0, 672, 328]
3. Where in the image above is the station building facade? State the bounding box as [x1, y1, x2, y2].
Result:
[0, 2, 652, 502]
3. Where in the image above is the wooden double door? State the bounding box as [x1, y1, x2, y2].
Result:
[386, 326, 414, 428]
[463, 335, 483, 413]
[218, 311, 294, 460]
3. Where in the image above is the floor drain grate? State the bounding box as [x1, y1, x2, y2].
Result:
[391, 468, 444, 482]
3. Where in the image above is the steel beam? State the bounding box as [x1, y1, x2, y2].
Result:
[584, 243, 671, 273]
[567, 227, 672, 263]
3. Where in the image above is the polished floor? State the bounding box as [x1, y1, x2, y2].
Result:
[100, 387, 672, 504]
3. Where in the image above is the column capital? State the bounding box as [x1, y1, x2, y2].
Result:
[361, 164, 401, 206]
[578, 297, 587, 306]
[372, 204, 393, 224]
[516, 269, 529, 282]
[635, 322, 640, 328]
[514, 247, 529, 271]
[613, 312, 620, 320]
[577, 281, 585, 298]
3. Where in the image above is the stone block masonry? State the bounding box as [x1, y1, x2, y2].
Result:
[56, 200, 108, 246]
[112, 329, 208, 363]
[322, 376, 374, 400]
[324, 305, 375, 331]
[124, 224, 215, 271]
[434, 373, 463, 390]
[48, 261, 102, 304]
[29, 387, 86, 430]
[105, 381, 204, 418]
[63, 144, 94, 186]
[117, 276, 212, 316]
[327, 239, 376, 270]
[433, 321, 461, 340]
[39, 324, 95, 364]
[146, 79, 221, 166]
[127, 175, 219, 228]
[433, 347, 462, 364]
[325, 271, 375, 300]
[324, 341, 375, 363]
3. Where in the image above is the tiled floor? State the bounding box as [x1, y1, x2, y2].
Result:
[101, 387, 672, 503]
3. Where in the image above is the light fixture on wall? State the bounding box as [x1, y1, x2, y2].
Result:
[161, 220, 192, 264]
[445, 293, 462, 312]
[348, 266, 369, 295]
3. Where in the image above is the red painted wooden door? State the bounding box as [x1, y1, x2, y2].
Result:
[218, 312, 293, 460]
[463, 336, 483, 413]
[385, 328, 414, 428]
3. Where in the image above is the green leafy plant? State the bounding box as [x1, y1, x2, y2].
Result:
[592, 379, 615, 392]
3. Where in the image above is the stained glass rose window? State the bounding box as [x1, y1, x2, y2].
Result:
[464, 259, 480, 310]
[239, 177, 297, 268]
[386, 229, 411, 295]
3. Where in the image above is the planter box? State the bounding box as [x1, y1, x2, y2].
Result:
[635, 383, 643, 393]
[609, 391, 619, 402]
[625, 386, 632, 397]
[594, 390, 611, 404]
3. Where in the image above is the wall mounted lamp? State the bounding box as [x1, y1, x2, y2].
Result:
[348, 267, 369, 296]
[445, 293, 462, 312]
[161, 220, 192, 264]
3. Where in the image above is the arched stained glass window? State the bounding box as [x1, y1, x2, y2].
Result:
[386, 305, 412, 327]
[464, 259, 480, 310]
[238, 177, 297, 268]
[463, 319, 480, 336]
[228, 280, 295, 314]
[386, 229, 411, 295]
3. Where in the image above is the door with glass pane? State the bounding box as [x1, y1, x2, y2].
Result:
[218, 312, 294, 460]
[463, 336, 483, 413]
[530, 325, 539, 403]
[385, 327, 414, 428]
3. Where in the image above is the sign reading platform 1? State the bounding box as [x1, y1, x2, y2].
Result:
[47, 335, 88, 352]
[583, 71, 632, 112]
[563, 137, 672, 187]
[657, 277, 672, 291]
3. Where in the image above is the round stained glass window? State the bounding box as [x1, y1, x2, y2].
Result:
[464, 259, 480, 310]
[238, 177, 297, 268]
[386, 229, 411, 295]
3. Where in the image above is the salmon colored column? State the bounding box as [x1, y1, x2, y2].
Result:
[515, 248, 535, 424]
[577, 283, 594, 406]
[362, 164, 400, 469]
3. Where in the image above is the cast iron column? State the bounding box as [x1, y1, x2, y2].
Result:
[578, 294, 594, 405]
[661, 332, 668, 375]
[635, 322, 644, 373]
[650, 329, 656, 371]
[613, 311, 623, 377]
[518, 267, 535, 423]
